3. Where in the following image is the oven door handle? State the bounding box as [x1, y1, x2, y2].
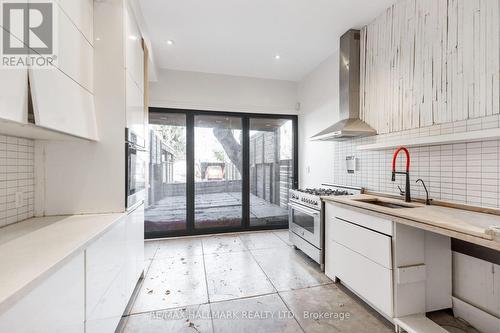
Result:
[288, 203, 320, 216]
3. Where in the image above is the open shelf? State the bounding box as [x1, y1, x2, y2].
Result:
[356, 128, 500, 151]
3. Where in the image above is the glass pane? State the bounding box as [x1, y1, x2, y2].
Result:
[292, 210, 314, 233]
[249, 118, 293, 227]
[145, 113, 187, 235]
[194, 115, 242, 229]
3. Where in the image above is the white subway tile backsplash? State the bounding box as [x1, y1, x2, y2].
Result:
[0, 135, 34, 228]
[334, 125, 500, 208]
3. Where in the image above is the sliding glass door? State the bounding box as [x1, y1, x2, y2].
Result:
[145, 113, 188, 235]
[249, 118, 294, 227]
[194, 115, 243, 230]
[145, 109, 297, 238]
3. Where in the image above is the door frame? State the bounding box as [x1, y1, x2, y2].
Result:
[146, 107, 299, 239]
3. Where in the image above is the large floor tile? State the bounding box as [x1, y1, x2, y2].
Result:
[273, 230, 293, 246]
[204, 251, 276, 302]
[280, 284, 393, 333]
[251, 247, 331, 292]
[155, 237, 203, 259]
[238, 231, 289, 250]
[131, 256, 208, 313]
[210, 294, 303, 333]
[202, 234, 248, 254]
[123, 304, 213, 333]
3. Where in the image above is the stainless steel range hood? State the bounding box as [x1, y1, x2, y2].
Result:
[311, 29, 376, 141]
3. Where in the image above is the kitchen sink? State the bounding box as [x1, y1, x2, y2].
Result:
[352, 198, 417, 209]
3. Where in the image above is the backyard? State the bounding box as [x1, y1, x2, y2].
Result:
[145, 113, 293, 236]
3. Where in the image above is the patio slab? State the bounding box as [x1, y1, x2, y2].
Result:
[145, 192, 288, 233]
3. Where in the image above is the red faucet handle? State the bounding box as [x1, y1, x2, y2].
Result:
[392, 147, 410, 172]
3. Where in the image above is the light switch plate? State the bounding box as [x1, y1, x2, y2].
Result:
[346, 156, 357, 174]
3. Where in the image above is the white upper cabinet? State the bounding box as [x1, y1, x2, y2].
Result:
[126, 72, 145, 140]
[125, 6, 145, 140]
[0, 0, 96, 140]
[0, 68, 28, 123]
[125, 8, 144, 92]
[30, 67, 97, 140]
[55, 3, 94, 93]
[56, 0, 93, 44]
[25, 0, 97, 140]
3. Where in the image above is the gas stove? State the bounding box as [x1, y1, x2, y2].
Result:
[288, 184, 363, 270]
[289, 184, 360, 210]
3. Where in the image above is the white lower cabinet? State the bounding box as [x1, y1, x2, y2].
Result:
[325, 202, 452, 327]
[325, 206, 393, 318]
[86, 205, 144, 333]
[0, 209, 145, 333]
[85, 216, 128, 333]
[330, 241, 394, 317]
[126, 203, 145, 296]
[0, 253, 85, 333]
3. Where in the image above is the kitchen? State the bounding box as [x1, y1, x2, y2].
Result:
[0, 0, 499, 332]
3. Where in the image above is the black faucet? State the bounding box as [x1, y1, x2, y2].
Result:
[416, 179, 431, 205]
[391, 147, 411, 203]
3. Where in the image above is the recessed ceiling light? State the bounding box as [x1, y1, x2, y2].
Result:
[274, 54, 281, 60]
[166, 40, 175, 46]
[129, 35, 138, 41]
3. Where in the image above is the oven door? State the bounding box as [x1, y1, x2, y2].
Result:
[126, 142, 147, 209]
[288, 202, 321, 247]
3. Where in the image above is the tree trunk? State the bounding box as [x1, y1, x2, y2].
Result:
[212, 128, 242, 175]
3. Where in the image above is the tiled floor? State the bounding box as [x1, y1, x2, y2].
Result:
[120, 230, 398, 332]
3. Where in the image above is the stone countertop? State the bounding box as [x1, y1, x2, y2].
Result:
[0, 213, 125, 314]
[322, 194, 500, 251]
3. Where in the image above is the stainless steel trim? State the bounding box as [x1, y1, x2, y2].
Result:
[288, 202, 320, 215]
[321, 183, 364, 193]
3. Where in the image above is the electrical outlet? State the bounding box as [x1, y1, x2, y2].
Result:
[15, 191, 24, 208]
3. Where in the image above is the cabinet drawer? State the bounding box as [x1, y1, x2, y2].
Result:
[331, 241, 393, 317]
[331, 217, 392, 269]
[332, 205, 393, 236]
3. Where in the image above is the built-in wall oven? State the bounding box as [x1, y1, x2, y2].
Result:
[126, 128, 147, 210]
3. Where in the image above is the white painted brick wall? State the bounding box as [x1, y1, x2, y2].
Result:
[0, 135, 35, 227]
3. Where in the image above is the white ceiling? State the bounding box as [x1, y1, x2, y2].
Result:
[138, 0, 394, 82]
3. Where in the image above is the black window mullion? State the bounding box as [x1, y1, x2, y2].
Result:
[186, 113, 195, 233]
[292, 117, 299, 189]
[242, 117, 250, 229]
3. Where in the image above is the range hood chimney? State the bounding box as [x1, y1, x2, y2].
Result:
[311, 29, 376, 141]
